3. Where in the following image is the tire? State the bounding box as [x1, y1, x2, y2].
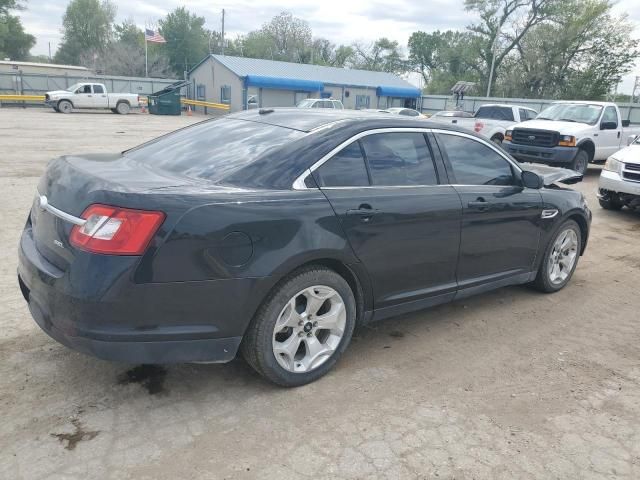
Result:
[571, 149, 589, 175]
[57, 100, 73, 114]
[532, 220, 582, 293]
[116, 102, 130, 115]
[598, 191, 624, 210]
[110, 108, 118, 114]
[241, 266, 356, 387]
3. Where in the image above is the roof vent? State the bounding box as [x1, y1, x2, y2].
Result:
[258, 108, 275, 115]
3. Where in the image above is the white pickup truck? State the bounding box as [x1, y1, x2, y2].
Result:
[598, 134, 640, 211]
[503, 101, 640, 175]
[430, 104, 538, 144]
[44, 82, 140, 114]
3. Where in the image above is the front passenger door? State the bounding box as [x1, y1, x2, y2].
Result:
[435, 132, 542, 290]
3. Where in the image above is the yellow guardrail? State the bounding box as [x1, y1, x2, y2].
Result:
[1, 94, 230, 112]
[0, 94, 46, 102]
[181, 98, 230, 111]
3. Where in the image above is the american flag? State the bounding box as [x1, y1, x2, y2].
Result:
[145, 28, 166, 43]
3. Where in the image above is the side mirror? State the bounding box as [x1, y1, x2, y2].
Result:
[521, 170, 543, 189]
[600, 121, 618, 130]
[628, 135, 639, 146]
[622, 120, 630, 128]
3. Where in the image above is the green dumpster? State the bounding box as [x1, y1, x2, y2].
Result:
[147, 80, 189, 115]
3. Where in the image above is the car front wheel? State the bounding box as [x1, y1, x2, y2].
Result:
[241, 266, 356, 387]
[533, 220, 582, 293]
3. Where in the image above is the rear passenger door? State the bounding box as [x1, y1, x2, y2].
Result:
[313, 131, 463, 317]
[434, 132, 542, 291]
[91, 84, 109, 108]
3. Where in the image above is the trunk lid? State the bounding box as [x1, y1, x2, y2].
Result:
[31, 154, 213, 270]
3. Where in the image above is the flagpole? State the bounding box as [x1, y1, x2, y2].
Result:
[145, 33, 148, 77]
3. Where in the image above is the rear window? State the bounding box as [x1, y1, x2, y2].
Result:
[125, 118, 304, 182]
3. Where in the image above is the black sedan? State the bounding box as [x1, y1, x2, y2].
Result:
[18, 109, 591, 386]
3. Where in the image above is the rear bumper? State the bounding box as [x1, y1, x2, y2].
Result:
[504, 142, 578, 165]
[18, 227, 257, 364]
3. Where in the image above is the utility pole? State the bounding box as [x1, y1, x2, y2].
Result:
[221, 9, 225, 56]
[48, 42, 52, 62]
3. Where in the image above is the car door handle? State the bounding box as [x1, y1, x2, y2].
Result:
[346, 205, 378, 221]
[468, 198, 489, 210]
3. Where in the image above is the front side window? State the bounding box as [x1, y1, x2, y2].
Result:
[314, 142, 369, 187]
[438, 134, 515, 186]
[602, 106, 618, 127]
[360, 133, 438, 186]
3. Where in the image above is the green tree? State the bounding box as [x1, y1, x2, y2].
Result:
[55, 0, 116, 65]
[0, 12, 35, 60]
[159, 7, 209, 75]
[114, 19, 142, 47]
[352, 38, 406, 73]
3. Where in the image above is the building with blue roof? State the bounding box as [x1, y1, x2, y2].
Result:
[188, 54, 421, 112]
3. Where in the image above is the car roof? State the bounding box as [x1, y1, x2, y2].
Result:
[230, 108, 448, 133]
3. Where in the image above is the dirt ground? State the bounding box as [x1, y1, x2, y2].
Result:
[1, 108, 639, 480]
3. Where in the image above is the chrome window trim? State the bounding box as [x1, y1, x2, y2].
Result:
[292, 127, 522, 190]
[37, 194, 86, 226]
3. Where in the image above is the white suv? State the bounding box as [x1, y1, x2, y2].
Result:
[297, 98, 344, 109]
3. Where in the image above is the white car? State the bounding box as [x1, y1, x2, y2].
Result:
[598, 134, 640, 210]
[430, 104, 537, 145]
[44, 83, 140, 114]
[504, 101, 640, 175]
[296, 98, 344, 109]
[385, 107, 423, 117]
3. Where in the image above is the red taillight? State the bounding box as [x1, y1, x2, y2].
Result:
[70, 204, 165, 255]
[474, 121, 484, 132]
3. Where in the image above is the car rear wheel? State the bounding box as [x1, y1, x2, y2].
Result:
[58, 100, 72, 114]
[571, 150, 589, 175]
[116, 102, 130, 115]
[533, 220, 581, 293]
[241, 266, 356, 387]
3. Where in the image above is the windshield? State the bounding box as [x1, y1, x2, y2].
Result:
[125, 118, 305, 182]
[66, 83, 81, 92]
[536, 103, 603, 125]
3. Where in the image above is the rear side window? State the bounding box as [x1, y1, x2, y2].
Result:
[360, 133, 438, 186]
[438, 134, 515, 186]
[93, 85, 104, 94]
[125, 118, 304, 182]
[496, 107, 515, 121]
[314, 142, 369, 187]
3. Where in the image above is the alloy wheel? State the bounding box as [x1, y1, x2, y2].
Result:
[548, 228, 578, 285]
[272, 285, 346, 373]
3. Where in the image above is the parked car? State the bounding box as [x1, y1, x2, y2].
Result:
[430, 110, 474, 119]
[598, 134, 640, 210]
[430, 104, 537, 145]
[44, 83, 140, 114]
[18, 109, 591, 387]
[296, 98, 344, 109]
[504, 101, 640, 175]
[385, 107, 423, 117]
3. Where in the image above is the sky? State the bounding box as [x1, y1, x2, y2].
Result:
[17, 0, 640, 94]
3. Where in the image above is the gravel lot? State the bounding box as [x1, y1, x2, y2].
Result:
[1, 108, 639, 480]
